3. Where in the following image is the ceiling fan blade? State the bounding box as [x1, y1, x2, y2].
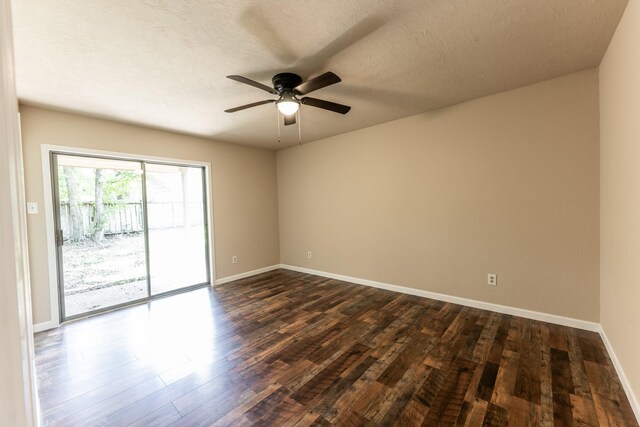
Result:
[227, 75, 278, 95]
[224, 99, 275, 113]
[300, 97, 351, 114]
[284, 114, 296, 126]
[294, 72, 341, 95]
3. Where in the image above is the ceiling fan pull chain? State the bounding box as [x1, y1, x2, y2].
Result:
[276, 108, 282, 144]
[298, 110, 302, 146]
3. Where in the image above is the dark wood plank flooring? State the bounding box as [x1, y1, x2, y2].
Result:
[34, 269, 638, 426]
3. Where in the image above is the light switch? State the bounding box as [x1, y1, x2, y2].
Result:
[26, 202, 38, 215]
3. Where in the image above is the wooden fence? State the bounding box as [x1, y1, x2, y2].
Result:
[60, 201, 204, 240]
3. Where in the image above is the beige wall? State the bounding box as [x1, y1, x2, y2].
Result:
[20, 105, 280, 325]
[600, 0, 640, 405]
[277, 69, 600, 321]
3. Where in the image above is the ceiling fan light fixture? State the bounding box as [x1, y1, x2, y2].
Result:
[276, 100, 299, 115]
[276, 92, 300, 115]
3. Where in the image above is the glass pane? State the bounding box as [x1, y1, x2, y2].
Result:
[146, 163, 208, 295]
[56, 155, 148, 318]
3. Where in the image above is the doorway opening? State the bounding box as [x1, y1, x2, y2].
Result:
[51, 153, 210, 321]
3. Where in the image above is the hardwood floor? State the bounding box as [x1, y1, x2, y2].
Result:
[35, 269, 637, 426]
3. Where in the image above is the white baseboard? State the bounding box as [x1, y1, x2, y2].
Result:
[32, 320, 58, 333]
[278, 264, 601, 332]
[598, 325, 640, 422]
[30, 264, 601, 334]
[214, 264, 281, 285]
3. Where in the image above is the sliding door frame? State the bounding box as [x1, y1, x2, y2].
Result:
[42, 145, 215, 324]
[141, 161, 152, 300]
[50, 152, 151, 322]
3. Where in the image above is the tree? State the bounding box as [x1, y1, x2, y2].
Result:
[62, 167, 83, 241]
[91, 169, 106, 242]
[90, 169, 139, 242]
[102, 171, 139, 204]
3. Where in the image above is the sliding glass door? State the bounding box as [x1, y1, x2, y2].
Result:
[52, 153, 210, 321]
[53, 155, 148, 319]
[146, 163, 208, 295]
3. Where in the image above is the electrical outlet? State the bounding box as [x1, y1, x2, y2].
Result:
[232, 256, 238, 264]
[488, 273, 497, 286]
[307, 251, 312, 259]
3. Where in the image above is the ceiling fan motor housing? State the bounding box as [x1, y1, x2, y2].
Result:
[272, 73, 303, 94]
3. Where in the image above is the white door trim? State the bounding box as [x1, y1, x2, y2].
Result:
[0, 0, 39, 424]
[39, 144, 216, 329]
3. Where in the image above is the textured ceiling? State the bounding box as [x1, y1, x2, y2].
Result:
[11, 0, 628, 150]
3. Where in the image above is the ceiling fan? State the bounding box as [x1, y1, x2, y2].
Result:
[224, 72, 351, 126]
